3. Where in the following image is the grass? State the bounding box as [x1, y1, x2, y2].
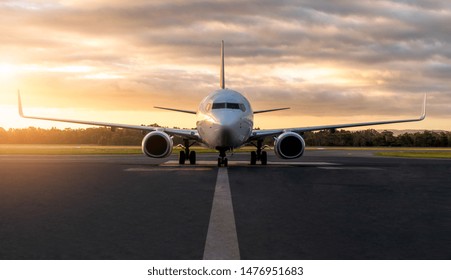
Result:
[0, 144, 256, 155]
[0, 144, 143, 155]
[311, 146, 451, 158]
[375, 151, 451, 159]
[310, 146, 451, 151]
[1, 144, 451, 158]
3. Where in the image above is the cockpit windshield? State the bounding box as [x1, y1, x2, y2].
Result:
[212, 103, 226, 109]
[212, 102, 246, 112]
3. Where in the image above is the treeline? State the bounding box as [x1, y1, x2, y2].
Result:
[0, 127, 144, 145]
[302, 129, 451, 147]
[1, 127, 450, 147]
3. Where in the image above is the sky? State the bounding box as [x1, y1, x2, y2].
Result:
[0, 0, 450, 130]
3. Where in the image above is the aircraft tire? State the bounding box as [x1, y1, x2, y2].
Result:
[250, 151, 257, 165]
[223, 158, 228, 167]
[179, 151, 186, 164]
[261, 151, 267, 165]
[189, 151, 196, 164]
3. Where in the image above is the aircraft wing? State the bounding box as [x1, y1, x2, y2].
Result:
[18, 93, 200, 141]
[249, 94, 427, 140]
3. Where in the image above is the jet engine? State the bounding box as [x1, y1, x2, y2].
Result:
[142, 131, 173, 158]
[274, 132, 305, 159]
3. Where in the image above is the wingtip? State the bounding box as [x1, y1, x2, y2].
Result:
[420, 93, 427, 120]
[18, 90, 24, 117]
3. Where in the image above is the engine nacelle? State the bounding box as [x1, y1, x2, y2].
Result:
[274, 132, 305, 159]
[142, 131, 173, 158]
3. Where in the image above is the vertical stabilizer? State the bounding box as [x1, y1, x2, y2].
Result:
[220, 40, 225, 89]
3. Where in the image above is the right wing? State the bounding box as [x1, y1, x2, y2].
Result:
[249, 94, 427, 140]
[154, 106, 197, 114]
[18, 93, 200, 141]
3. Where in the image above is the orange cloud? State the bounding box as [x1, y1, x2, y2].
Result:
[1, 0, 450, 130]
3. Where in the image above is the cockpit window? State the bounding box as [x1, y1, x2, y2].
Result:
[212, 103, 226, 109]
[226, 103, 240, 109]
[212, 102, 246, 112]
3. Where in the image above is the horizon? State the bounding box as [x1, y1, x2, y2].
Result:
[1, 124, 448, 134]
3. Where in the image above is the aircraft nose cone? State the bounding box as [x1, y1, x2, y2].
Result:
[211, 111, 242, 147]
[220, 127, 234, 146]
[213, 111, 240, 127]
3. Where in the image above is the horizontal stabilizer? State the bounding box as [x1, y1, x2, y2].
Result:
[154, 106, 197, 114]
[254, 107, 290, 114]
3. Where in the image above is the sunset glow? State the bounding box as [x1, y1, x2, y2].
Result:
[1, 0, 450, 130]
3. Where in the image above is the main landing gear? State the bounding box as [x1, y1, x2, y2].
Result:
[217, 148, 228, 167]
[179, 139, 196, 165]
[250, 139, 267, 165]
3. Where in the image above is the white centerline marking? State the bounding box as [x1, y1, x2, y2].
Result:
[203, 168, 240, 260]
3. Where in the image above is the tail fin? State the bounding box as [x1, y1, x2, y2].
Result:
[220, 40, 225, 89]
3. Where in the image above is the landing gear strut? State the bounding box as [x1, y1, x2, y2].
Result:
[217, 148, 228, 167]
[179, 139, 196, 165]
[250, 139, 267, 165]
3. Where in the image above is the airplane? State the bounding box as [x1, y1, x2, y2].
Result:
[18, 41, 427, 167]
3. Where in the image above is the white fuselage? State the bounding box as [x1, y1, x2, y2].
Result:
[196, 89, 253, 150]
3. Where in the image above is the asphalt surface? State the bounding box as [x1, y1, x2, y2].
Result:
[0, 150, 450, 260]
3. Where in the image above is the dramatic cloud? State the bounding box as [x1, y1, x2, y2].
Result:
[0, 0, 450, 129]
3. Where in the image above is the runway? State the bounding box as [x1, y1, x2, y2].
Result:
[0, 150, 450, 259]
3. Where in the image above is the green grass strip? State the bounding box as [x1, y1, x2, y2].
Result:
[376, 151, 451, 159]
[0, 145, 256, 155]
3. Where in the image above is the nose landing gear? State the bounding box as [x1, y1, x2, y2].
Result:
[217, 148, 228, 167]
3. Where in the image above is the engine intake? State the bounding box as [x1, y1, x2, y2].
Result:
[142, 131, 173, 158]
[274, 132, 305, 159]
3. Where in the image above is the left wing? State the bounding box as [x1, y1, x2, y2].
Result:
[254, 107, 290, 114]
[18, 92, 200, 141]
[250, 94, 427, 140]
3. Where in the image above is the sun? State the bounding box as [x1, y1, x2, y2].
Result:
[0, 64, 16, 77]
